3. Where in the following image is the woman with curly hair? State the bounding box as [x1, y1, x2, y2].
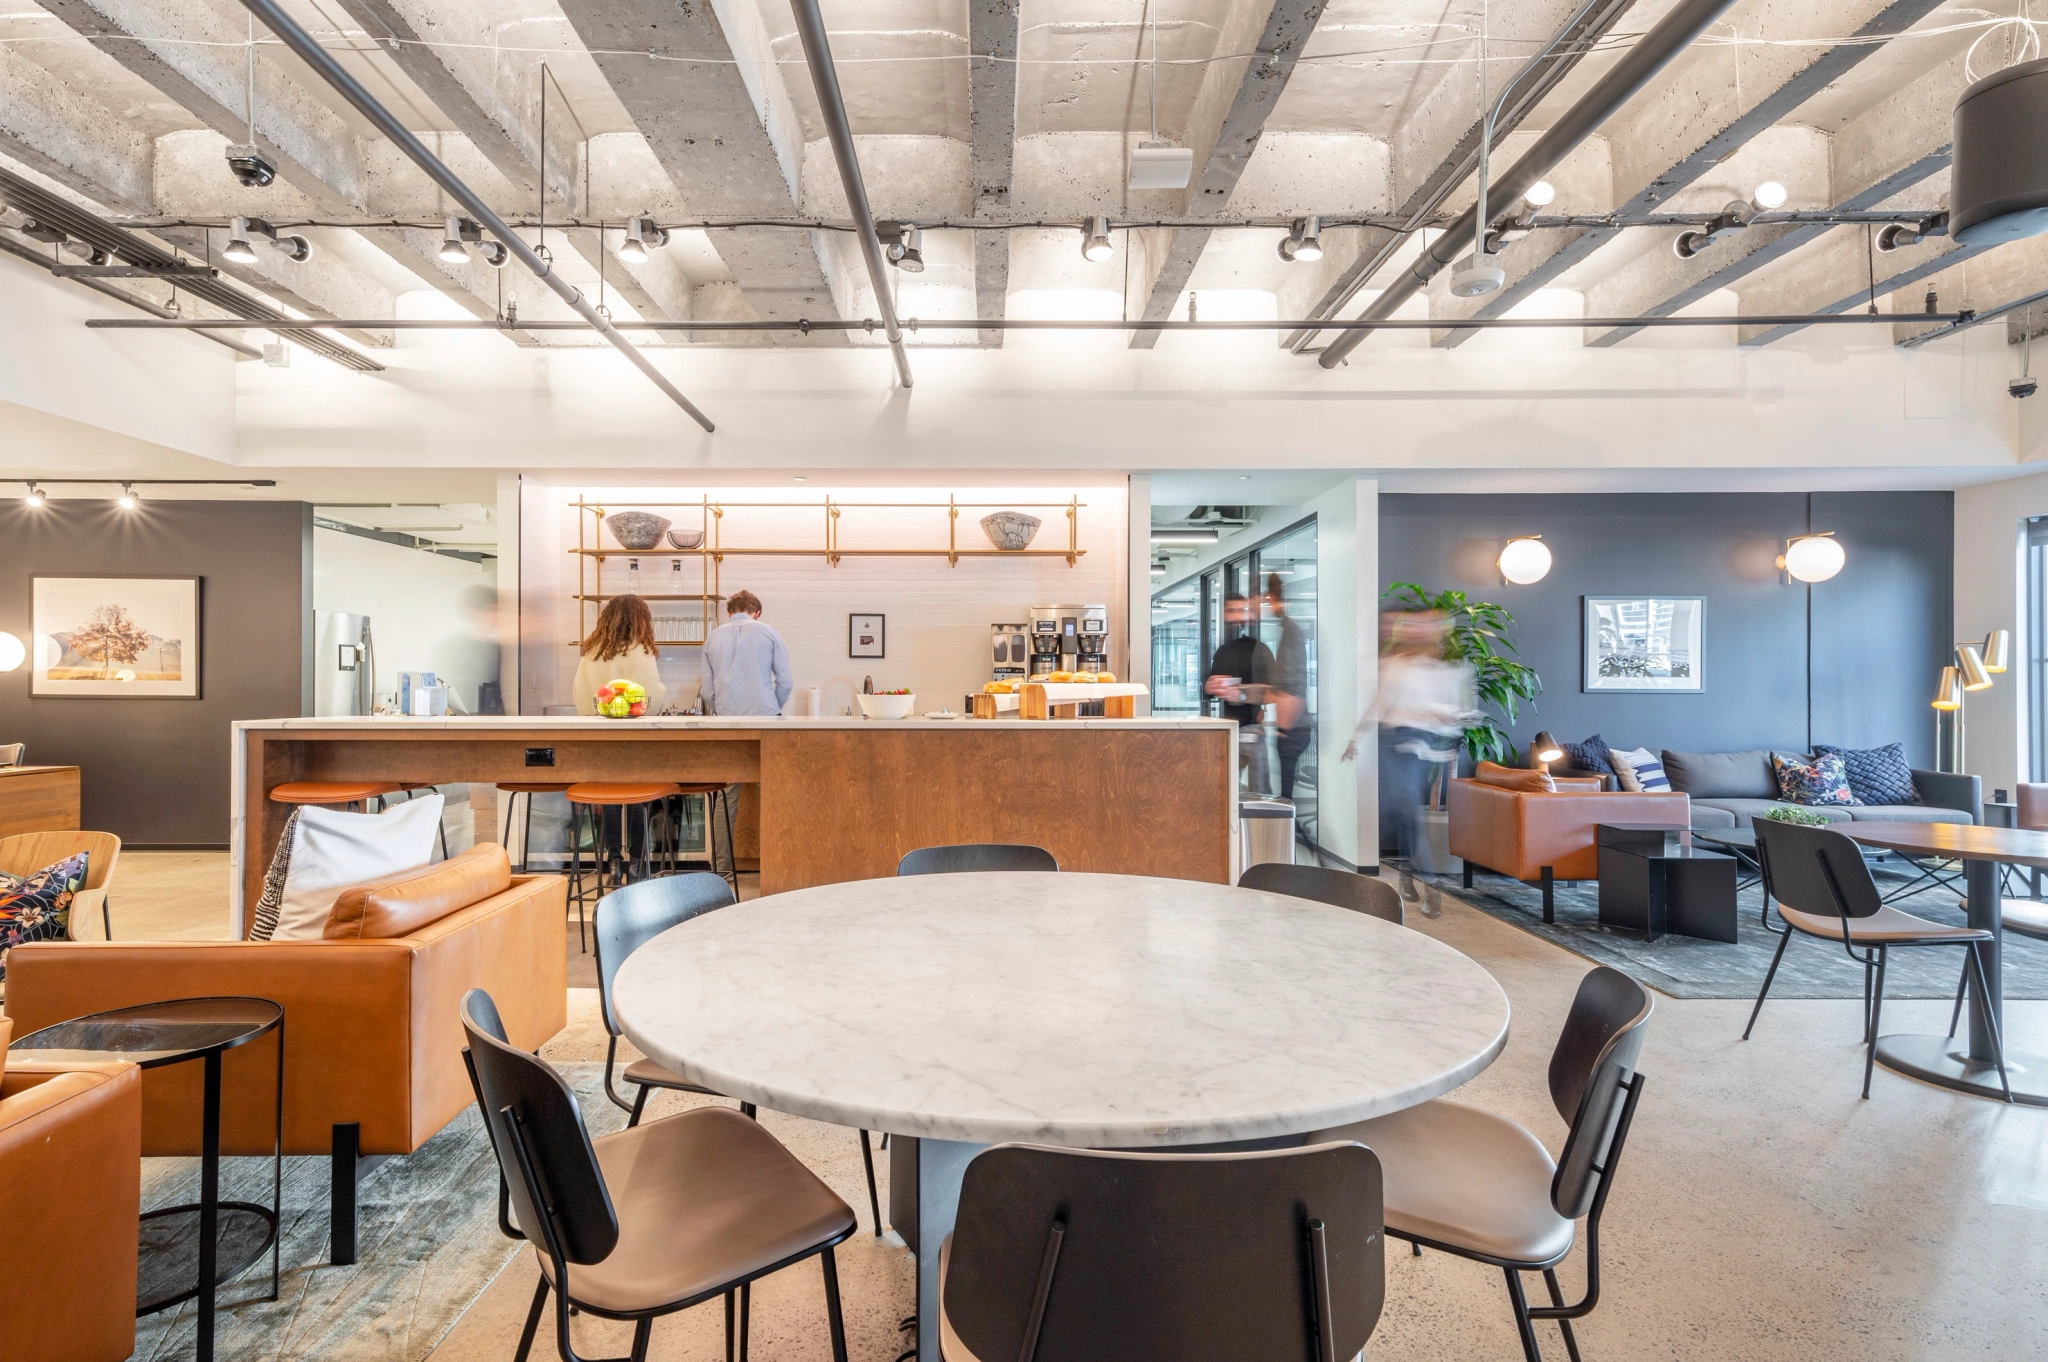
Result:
[572, 595, 668, 716]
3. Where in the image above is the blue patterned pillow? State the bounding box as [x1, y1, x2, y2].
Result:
[1772, 752, 1859, 806]
[1812, 742, 1919, 806]
[0, 851, 86, 979]
[1560, 734, 1615, 775]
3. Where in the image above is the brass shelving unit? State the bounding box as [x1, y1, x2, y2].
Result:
[569, 495, 1087, 649]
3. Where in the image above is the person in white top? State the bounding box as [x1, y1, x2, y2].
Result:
[572, 595, 668, 716]
[700, 589, 793, 717]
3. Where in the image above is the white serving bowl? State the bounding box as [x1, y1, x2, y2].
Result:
[856, 692, 917, 719]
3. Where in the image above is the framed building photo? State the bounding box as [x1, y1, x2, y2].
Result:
[849, 612, 886, 658]
[31, 575, 202, 698]
[1584, 596, 1703, 692]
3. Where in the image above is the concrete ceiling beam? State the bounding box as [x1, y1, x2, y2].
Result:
[0, 42, 154, 212]
[565, 226, 683, 325]
[1735, 225, 1982, 345]
[1430, 0, 1950, 347]
[970, 0, 1019, 347]
[1893, 235, 2048, 347]
[556, 0, 841, 339]
[1127, 0, 1329, 350]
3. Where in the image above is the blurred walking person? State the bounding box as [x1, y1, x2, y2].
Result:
[1204, 590, 1278, 794]
[1265, 573, 1311, 800]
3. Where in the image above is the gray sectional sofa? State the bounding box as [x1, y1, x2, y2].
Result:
[1658, 749, 1980, 830]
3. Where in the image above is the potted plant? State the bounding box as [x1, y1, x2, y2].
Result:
[1380, 582, 1543, 769]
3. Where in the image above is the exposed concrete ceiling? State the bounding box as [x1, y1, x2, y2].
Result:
[0, 0, 2041, 368]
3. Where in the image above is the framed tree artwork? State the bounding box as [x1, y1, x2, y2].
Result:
[30, 576, 202, 698]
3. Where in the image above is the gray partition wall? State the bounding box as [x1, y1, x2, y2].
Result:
[1378, 491, 1953, 769]
[0, 499, 313, 845]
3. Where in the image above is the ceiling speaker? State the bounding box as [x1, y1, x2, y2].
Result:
[1952, 56, 2048, 246]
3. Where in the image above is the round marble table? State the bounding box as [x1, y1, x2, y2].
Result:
[613, 871, 1511, 1361]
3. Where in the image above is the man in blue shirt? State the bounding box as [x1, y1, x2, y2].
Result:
[700, 589, 793, 716]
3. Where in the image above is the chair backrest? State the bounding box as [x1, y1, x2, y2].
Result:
[897, 843, 1057, 876]
[0, 831, 120, 891]
[1752, 819, 1881, 920]
[944, 1142, 1383, 1362]
[591, 872, 735, 1038]
[1238, 862, 1403, 924]
[459, 988, 619, 1266]
[1547, 967, 1653, 1220]
[0, 744, 21, 767]
[2020, 783, 2048, 832]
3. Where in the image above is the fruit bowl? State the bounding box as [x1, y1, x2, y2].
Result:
[666, 529, 705, 550]
[979, 511, 1042, 551]
[595, 678, 650, 718]
[856, 692, 917, 720]
[606, 511, 671, 551]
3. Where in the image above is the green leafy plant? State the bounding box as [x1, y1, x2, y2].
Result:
[1761, 805, 1831, 826]
[1381, 582, 1544, 766]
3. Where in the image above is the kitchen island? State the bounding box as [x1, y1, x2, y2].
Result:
[229, 714, 1238, 936]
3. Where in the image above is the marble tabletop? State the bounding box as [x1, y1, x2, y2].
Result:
[612, 871, 1512, 1147]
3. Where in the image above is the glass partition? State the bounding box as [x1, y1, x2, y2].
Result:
[1150, 577, 1203, 715]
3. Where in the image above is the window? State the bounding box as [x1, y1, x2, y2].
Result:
[1149, 577, 1202, 715]
[2030, 517, 2048, 780]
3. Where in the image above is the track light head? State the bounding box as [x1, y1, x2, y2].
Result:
[1278, 215, 1322, 263]
[116, 482, 138, 510]
[1081, 215, 1115, 262]
[1524, 179, 1557, 207]
[1876, 222, 1919, 253]
[618, 218, 649, 264]
[222, 217, 259, 265]
[1750, 180, 1788, 211]
[477, 239, 509, 268]
[894, 226, 925, 273]
[438, 215, 469, 264]
[23, 483, 45, 509]
[271, 233, 312, 262]
[1672, 229, 1708, 259]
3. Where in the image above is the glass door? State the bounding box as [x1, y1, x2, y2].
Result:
[1149, 577, 1202, 715]
[1253, 520, 1318, 821]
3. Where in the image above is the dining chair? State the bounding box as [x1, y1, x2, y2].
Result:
[1309, 966, 1652, 1362]
[591, 874, 883, 1240]
[1745, 820, 2011, 1101]
[0, 743, 22, 767]
[460, 988, 856, 1362]
[1238, 861, 1404, 924]
[0, 830, 120, 941]
[1997, 783, 2048, 940]
[897, 843, 1058, 875]
[939, 1141, 1384, 1362]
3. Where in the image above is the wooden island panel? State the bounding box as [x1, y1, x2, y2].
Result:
[0, 766, 80, 838]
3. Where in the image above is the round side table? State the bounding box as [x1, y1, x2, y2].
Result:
[10, 996, 283, 1362]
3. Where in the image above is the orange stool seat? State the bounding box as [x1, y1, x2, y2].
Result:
[269, 781, 403, 805]
[496, 781, 576, 794]
[566, 782, 680, 805]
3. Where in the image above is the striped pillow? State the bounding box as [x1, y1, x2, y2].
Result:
[1611, 746, 1672, 793]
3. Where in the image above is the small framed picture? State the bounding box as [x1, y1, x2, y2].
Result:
[849, 613, 886, 658]
[31, 575, 203, 698]
[1584, 596, 1704, 693]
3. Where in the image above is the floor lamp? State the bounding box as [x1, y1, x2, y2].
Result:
[1932, 629, 2010, 773]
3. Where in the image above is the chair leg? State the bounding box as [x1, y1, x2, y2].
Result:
[1863, 946, 1889, 1100]
[513, 1275, 548, 1362]
[741, 1101, 757, 1120]
[1463, 859, 1475, 889]
[102, 894, 113, 941]
[628, 1083, 651, 1129]
[859, 1129, 883, 1237]
[1949, 959, 1970, 1040]
[629, 1317, 653, 1362]
[1540, 867, 1554, 924]
[1743, 927, 1794, 1040]
[820, 1245, 850, 1362]
[724, 1291, 735, 1362]
[1964, 946, 2016, 1103]
[1542, 1268, 1584, 1362]
[1502, 1267, 1546, 1362]
[740, 1281, 751, 1362]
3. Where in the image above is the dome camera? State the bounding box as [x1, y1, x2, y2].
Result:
[226, 143, 276, 189]
[2012, 376, 2039, 400]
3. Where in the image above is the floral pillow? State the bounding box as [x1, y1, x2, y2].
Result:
[0, 852, 88, 980]
[1772, 752, 1859, 807]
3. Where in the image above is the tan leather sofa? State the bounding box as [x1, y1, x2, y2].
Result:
[1450, 768, 1690, 921]
[3, 843, 567, 1264]
[0, 1015, 143, 1362]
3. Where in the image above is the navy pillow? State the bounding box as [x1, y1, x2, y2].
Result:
[1813, 742, 1919, 806]
[1560, 734, 1615, 774]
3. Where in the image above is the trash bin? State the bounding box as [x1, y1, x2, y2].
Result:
[1240, 798, 1296, 872]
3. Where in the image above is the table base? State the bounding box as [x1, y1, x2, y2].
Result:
[1875, 1034, 2048, 1107]
[137, 1202, 278, 1315]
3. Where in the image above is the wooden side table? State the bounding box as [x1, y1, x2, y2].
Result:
[1596, 823, 1738, 942]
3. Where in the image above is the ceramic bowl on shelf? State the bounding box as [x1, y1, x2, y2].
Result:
[666, 529, 705, 550]
[606, 511, 671, 551]
[856, 692, 917, 720]
[979, 511, 1042, 551]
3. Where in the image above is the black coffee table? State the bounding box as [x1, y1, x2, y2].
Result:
[9, 997, 283, 1362]
[1595, 824, 1738, 942]
[1691, 827, 1763, 896]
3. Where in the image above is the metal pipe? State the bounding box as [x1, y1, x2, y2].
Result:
[230, 0, 714, 431]
[1317, 0, 1742, 369]
[788, 0, 913, 390]
[1901, 290, 2042, 348]
[88, 312, 1969, 333]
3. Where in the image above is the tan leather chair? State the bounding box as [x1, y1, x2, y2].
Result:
[0, 829, 120, 942]
[0, 1014, 144, 1362]
[1450, 766, 1691, 921]
[3, 843, 568, 1265]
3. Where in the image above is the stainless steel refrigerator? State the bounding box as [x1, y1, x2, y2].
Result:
[314, 611, 375, 716]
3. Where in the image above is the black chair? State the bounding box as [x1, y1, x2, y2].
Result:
[1745, 819, 2011, 1101]
[939, 1141, 1383, 1362]
[460, 988, 855, 1362]
[1311, 966, 1653, 1362]
[1239, 861, 1405, 924]
[897, 843, 1058, 875]
[592, 874, 884, 1239]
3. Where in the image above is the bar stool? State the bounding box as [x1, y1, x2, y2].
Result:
[668, 782, 740, 896]
[495, 782, 575, 873]
[565, 782, 680, 951]
[267, 781, 403, 812]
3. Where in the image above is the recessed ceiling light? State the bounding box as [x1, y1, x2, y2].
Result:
[792, 476, 808, 482]
[1238, 475, 1251, 481]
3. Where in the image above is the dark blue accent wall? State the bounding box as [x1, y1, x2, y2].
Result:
[1378, 491, 1953, 768]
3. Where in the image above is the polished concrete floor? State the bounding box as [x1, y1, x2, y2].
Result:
[111, 854, 2048, 1360]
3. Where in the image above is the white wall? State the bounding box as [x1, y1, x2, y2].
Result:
[313, 527, 499, 711]
[1955, 472, 2048, 799]
[1308, 478, 1377, 870]
[520, 481, 1130, 716]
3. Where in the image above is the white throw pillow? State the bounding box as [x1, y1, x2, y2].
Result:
[269, 795, 444, 941]
[1608, 747, 1652, 793]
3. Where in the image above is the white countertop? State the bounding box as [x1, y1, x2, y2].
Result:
[234, 714, 1229, 732]
[612, 872, 1511, 1147]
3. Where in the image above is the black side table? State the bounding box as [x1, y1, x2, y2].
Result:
[10, 997, 283, 1362]
[1596, 824, 1738, 942]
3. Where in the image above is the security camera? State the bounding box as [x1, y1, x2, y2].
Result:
[2013, 376, 2039, 400]
[225, 144, 276, 189]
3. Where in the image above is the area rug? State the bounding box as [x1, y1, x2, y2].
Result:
[1433, 865, 2048, 1002]
[130, 1064, 624, 1362]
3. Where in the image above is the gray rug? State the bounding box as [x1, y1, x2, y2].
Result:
[130, 1064, 624, 1362]
[1434, 864, 2048, 1002]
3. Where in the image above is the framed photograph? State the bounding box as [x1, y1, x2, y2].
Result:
[31, 576, 202, 698]
[1584, 596, 1703, 693]
[849, 613, 886, 659]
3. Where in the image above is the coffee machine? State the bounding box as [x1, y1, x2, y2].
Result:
[1027, 604, 1110, 675]
[990, 623, 1030, 685]
[1075, 605, 1110, 675]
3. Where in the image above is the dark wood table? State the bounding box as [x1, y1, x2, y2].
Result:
[1841, 823, 2048, 1106]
